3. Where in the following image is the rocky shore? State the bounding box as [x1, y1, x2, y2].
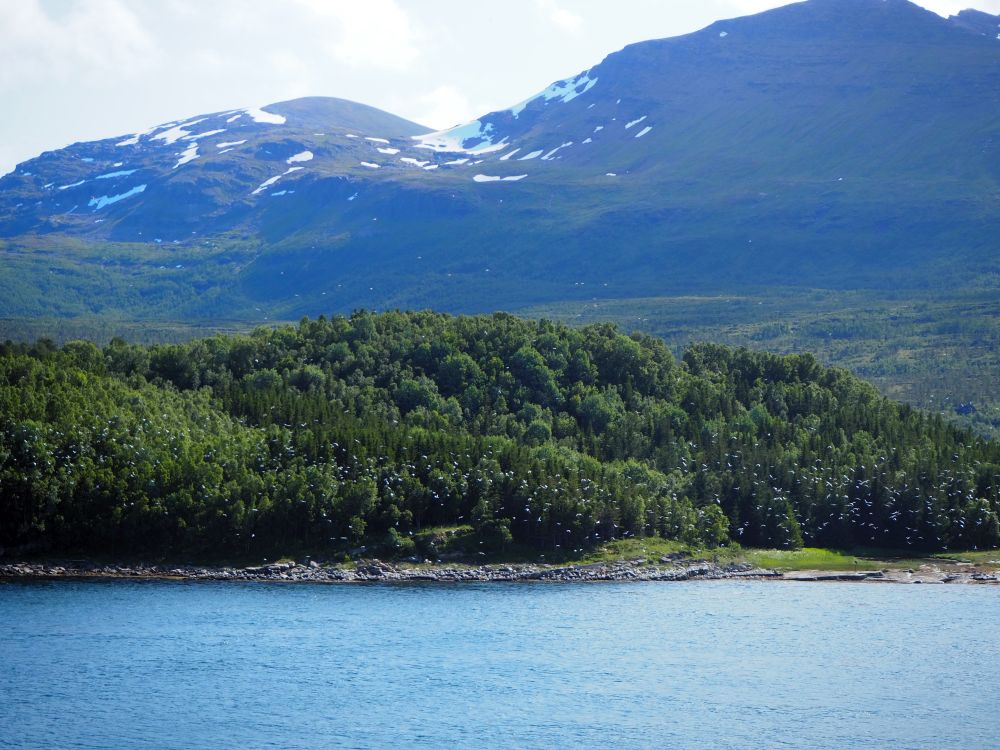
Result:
[1, 557, 997, 584]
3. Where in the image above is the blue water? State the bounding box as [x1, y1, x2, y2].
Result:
[2, 581, 998, 750]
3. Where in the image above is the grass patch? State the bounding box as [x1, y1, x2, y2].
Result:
[741, 547, 889, 571]
[931, 550, 1000, 567]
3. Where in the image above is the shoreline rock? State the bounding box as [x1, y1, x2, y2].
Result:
[1, 559, 996, 585]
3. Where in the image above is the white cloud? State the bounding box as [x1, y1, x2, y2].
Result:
[724, 0, 792, 17]
[291, 0, 421, 70]
[0, 0, 155, 86]
[534, 0, 584, 33]
[414, 85, 499, 131]
[917, 0, 1000, 16]
[725, 0, 1000, 18]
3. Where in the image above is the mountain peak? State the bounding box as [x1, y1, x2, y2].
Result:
[949, 8, 1000, 38]
[261, 97, 429, 136]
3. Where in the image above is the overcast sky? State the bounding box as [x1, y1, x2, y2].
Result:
[2, 0, 998, 175]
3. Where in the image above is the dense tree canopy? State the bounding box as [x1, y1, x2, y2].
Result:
[1, 311, 998, 558]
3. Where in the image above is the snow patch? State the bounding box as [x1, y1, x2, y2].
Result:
[509, 71, 598, 117]
[443, 158, 469, 165]
[152, 119, 208, 145]
[413, 120, 508, 154]
[499, 149, 521, 161]
[473, 174, 527, 183]
[96, 169, 137, 180]
[518, 149, 544, 161]
[216, 140, 247, 149]
[226, 114, 242, 123]
[244, 107, 286, 125]
[634, 126, 653, 139]
[400, 157, 430, 167]
[360, 161, 380, 169]
[594, 126, 604, 132]
[377, 147, 400, 155]
[719, 31, 729, 37]
[173, 144, 199, 169]
[542, 142, 573, 160]
[625, 116, 647, 130]
[365, 137, 390, 144]
[251, 166, 302, 195]
[606, 173, 617, 177]
[424, 164, 439, 171]
[286, 150, 314, 164]
[58, 180, 86, 190]
[252, 175, 283, 195]
[182, 129, 226, 141]
[583, 138, 592, 144]
[88, 184, 147, 210]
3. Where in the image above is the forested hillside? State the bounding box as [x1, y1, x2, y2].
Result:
[2, 311, 998, 559]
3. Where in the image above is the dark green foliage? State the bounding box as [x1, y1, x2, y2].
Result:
[2, 311, 998, 559]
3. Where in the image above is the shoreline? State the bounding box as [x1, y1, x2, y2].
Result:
[2, 558, 998, 585]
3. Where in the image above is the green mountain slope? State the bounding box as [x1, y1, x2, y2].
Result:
[1, 0, 998, 320]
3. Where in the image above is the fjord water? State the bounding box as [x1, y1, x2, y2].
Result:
[2, 581, 998, 749]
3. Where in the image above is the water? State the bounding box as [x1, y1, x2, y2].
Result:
[1, 580, 998, 750]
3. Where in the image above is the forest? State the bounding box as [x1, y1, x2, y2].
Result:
[1, 310, 998, 560]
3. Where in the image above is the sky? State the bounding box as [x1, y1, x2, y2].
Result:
[2, 0, 999, 176]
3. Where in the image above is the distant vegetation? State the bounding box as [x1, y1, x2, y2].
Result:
[2, 311, 998, 560]
[523, 288, 1000, 439]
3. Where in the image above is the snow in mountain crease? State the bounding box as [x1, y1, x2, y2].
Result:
[96, 170, 137, 180]
[413, 121, 507, 154]
[542, 142, 573, 160]
[173, 144, 199, 169]
[183, 129, 226, 142]
[153, 119, 208, 146]
[88, 184, 146, 210]
[251, 166, 303, 195]
[473, 174, 527, 183]
[243, 107, 286, 125]
[509, 72, 598, 117]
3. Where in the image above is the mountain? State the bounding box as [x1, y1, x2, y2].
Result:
[0, 0, 998, 321]
[949, 8, 1000, 36]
